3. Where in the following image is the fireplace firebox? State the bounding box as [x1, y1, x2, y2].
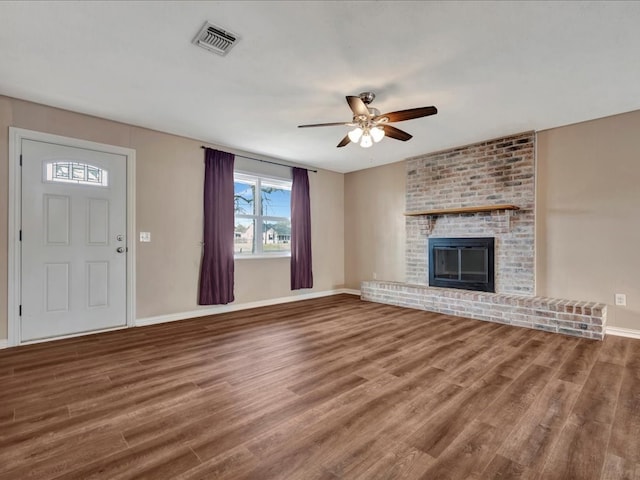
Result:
[428, 237, 495, 292]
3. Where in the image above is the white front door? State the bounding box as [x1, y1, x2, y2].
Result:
[21, 139, 128, 342]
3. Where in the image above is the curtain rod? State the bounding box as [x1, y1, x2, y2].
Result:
[200, 146, 317, 173]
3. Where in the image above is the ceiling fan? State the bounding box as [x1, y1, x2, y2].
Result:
[298, 92, 437, 148]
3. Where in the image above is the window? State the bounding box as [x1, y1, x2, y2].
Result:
[45, 161, 109, 187]
[234, 172, 292, 256]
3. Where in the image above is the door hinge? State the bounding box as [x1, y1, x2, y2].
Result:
[20, 154, 23, 166]
[19, 305, 22, 316]
[19, 230, 22, 241]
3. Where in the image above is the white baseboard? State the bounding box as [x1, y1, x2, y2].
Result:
[341, 289, 361, 296]
[0, 339, 7, 349]
[606, 326, 640, 339]
[136, 288, 361, 327]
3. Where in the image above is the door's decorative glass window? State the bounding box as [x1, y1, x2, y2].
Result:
[45, 162, 109, 187]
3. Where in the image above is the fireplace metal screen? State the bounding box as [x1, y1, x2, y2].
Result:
[428, 237, 495, 292]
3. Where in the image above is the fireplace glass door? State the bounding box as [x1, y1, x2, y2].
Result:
[428, 237, 495, 292]
[433, 247, 488, 283]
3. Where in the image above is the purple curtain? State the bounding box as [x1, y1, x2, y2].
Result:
[198, 148, 235, 305]
[291, 167, 313, 290]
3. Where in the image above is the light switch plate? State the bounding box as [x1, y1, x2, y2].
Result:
[139, 232, 151, 242]
[615, 293, 626, 306]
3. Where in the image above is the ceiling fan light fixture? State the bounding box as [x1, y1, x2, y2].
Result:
[297, 92, 437, 149]
[370, 126, 385, 143]
[348, 127, 363, 143]
[360, 134, 373, 148]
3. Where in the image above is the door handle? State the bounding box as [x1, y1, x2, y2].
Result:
[116, 247, 126, 253]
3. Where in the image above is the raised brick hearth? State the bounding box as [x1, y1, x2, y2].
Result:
[361, 281, 607, 340]
[363, 131, 607, 340]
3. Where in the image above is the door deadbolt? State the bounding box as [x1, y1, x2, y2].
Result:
[116, 234, 124, 241]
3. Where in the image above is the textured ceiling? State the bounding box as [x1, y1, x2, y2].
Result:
[1, 1, 640, 173]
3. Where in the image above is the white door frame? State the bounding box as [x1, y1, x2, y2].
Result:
[8, 127, 136, 346]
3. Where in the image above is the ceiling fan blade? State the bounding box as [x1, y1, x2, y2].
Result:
[337, 135, 351, 148]
[298, 122, 350, 128]
[383, 125, 413, 141]
[346, 96, 370, 117]
[377, 106, 437, 123]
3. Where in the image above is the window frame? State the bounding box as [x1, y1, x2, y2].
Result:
[233, 171, 292, 259]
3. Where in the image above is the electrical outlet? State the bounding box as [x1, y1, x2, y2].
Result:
[139, 232, 151, 243]
[373, 272, 377, 280]
[615, 293, 627, 306]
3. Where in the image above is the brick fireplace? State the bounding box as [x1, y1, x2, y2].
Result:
[361, 131, 607, 340]
[406, 131, 535, 294]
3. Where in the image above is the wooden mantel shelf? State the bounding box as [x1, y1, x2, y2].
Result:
[404, 204, 519, 217]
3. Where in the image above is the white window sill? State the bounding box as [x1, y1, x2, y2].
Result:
[234, 253, 291, 260]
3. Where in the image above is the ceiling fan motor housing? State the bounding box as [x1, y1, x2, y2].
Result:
[359, 92, 376, 104]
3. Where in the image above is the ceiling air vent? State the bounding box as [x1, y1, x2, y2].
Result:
[192, 21, 239, 56]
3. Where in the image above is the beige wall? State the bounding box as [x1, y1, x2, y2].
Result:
[536, 110, 640, 331]
[0, 97, 12, 340]
[0, 96, 345, 339]
[344, 161, 406, 289]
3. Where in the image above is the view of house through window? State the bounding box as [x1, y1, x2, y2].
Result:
[234, 172, 292, 255]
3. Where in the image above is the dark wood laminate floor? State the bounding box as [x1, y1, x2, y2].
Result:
[1, 294, 639, 480]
